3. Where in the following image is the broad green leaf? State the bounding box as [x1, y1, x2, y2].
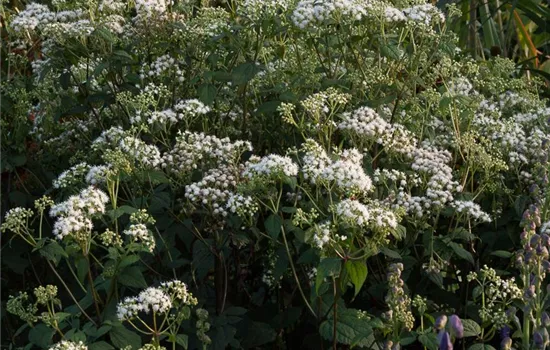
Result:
[319, 308, 373, 347]
[88, 342, 115, 350]
[29, 324, 55, 348]
[241, 322, 277, 348]
[449, 242, 474, 264]
[491, 250, 513, 258]
[462, 319, 482, 337]
[110, 324, 141, 349]
[76, 256, 89, 284]
[176, 334, 188, 349]
[198, 84, 217, 105]
[117, 266, 147, 288]
[232, 62, 259, 85]
[418, 332, 438, 350]
[265, 214, 282, 239]
[316, 257, 342, 293]
[344, 260, 368, 297]
[38, 240, 68, 265]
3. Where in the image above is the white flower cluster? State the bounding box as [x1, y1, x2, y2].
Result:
[185, 165, 239, 216]
[162, 131, 252, 176]
[91, 126, 125, 151]
[384, 6, 406, 22]
[85, 165, 111, 185]
[140, 54, 185, 82]
[312, 221, 332, 249]
[300, 139, 331, 183]
[117, 280, 196, 320]
[117, 287, 172, 320]
[334, 199, 370, 228]
[99, 0, 127, 13]
[369, 205, 398, 230]
[338, 106, 417, 154]
[243, 154, 299, 179]
[50, 187, 109, 241]
[226, 193, 258, 219]
[174, 99, 211, 120]
[292, 0, 383, 29]
[452, 200, 491, 223]
[402, 4, 445, 25]
[10, 3, 55, 33]
[124, 223, 156, 252]
[49, 341, 88, 350]
[447, 77, 475, 97]
[239, 0, 293, 21]
[339, 106, 390, 144]
[319, 148, 373, 195]
[53, 162, 90, 189]
[120, 136, 162, 168]
[135, 0, 172, 18]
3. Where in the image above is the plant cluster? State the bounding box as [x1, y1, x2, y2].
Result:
[2, 0, 550, 349]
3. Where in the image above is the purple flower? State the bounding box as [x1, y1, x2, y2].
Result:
[534, 330, 545, 349]
[435, 315, 448, 330]
[449, 315, 463, 339]
[543, 312, 550, 327]
[500, 325, 511, 339]
[500, 337, 512, 350]
[438, 331, 453, 350]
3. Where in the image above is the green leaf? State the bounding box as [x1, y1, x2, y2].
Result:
[265, 214, 282, 239]
[110, 324, 141, 349]
[241, 322, 277, 348]
[491, 250, 513, 258]
[29, 324, 55, 348]
[232, 62, 259, 85]
[60, 71, 71, 90]
[319, 308, 373, 347]
[468, 344, 496, 350]
[449, 242, 474, 264]
[38, 240, 68, 265]
[76, 256, 89, 284]
[113, 50, 133, 61]
[88, 342, 115, 350]
[462, 319, 482, 337]
[198, 83, 217, 105]
[117, 266, 147, 288]
[418, 332, 438, 350]
[175, 334, 188, 349]
[108, 205, 138, 220]
[192, 239, 214, 281]
[119, 255, 140, 269]
[344, 260, 368, 297]
[380, 42, 402, 60]
[316, 257, 342, 293]
[380, 247, 402, 259]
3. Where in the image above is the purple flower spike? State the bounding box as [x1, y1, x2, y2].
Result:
[438, 331, 453, 350]
[449, 315, 464, 339]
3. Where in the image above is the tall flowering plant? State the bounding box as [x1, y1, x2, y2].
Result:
[2, 0, 550, 349]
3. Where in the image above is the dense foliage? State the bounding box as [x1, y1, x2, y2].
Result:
[2, 0, 550, 349]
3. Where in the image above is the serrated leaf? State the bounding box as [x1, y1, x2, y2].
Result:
[29, 324, 55, 348]
[88, 342, 115, 350]
[265, 214, 282, 239]
[38, 241, 68, 265]
[344, 260, 368, 297]
[418, 332, 438, 350]
[110, 324, 141, 349]
[316, 258, 342, 293]
[462, 319, 482, 337]
[449, 242, 474, 264]
[176, 334, 188, 349]
[232, 62, 259, 85]
[117, 266, 147, 288]
[319, 308, 373, 347]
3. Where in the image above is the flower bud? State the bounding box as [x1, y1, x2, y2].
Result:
[383, 340, 393, 350]
[525, 285, 536, 299]
[500, 325, 511, 339]
[543, 312, 550, 327]
[449, 315, 464, 339]
[435, 315, 448, 330]
[543, 260, 550, 273]
[531, 234, 541, 248]
[500, 337, 512, 350]
[534, 330, 545, 349]
[438, 331, 453, 350]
